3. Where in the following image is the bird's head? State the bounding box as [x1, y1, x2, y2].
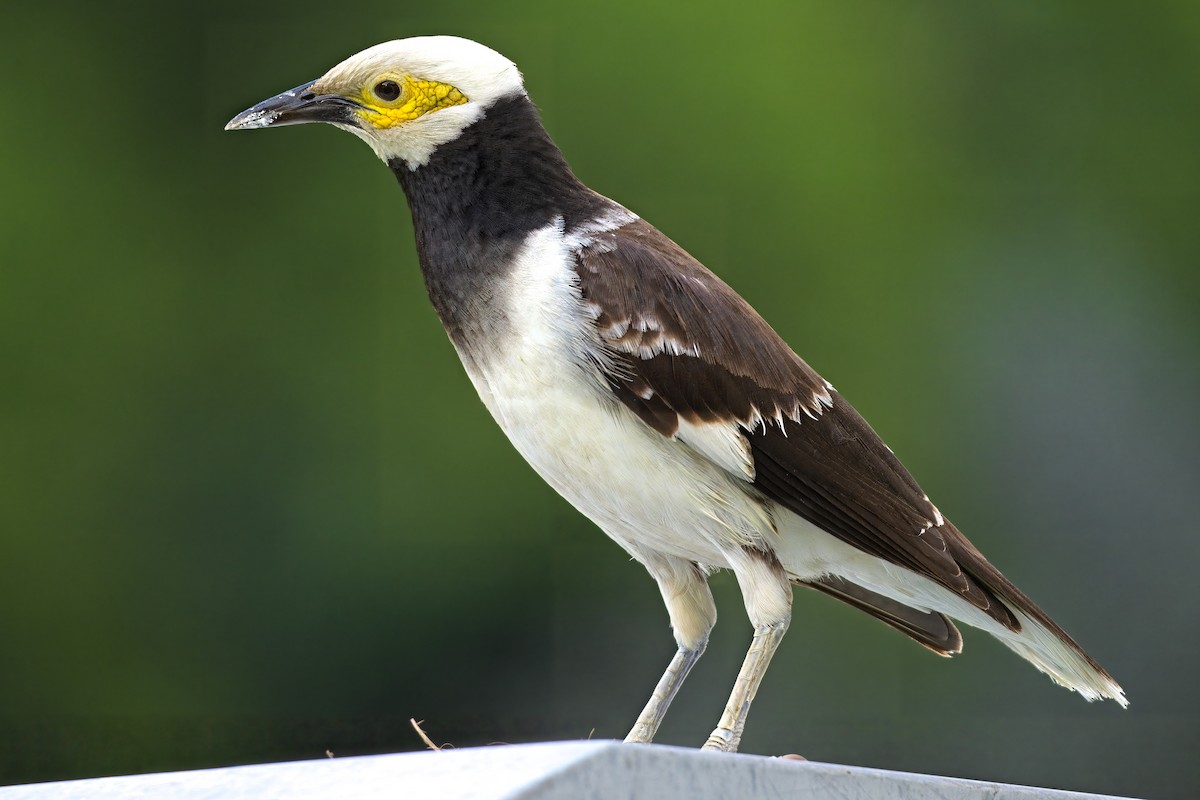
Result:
[225, 36, 524, 168]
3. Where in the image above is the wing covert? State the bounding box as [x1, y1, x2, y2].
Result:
[573, 218, 1016, 628]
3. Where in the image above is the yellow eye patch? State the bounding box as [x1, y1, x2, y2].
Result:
[358, 77, 467, 129]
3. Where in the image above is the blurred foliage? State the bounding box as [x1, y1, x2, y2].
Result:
[1, 1, 1197, 797]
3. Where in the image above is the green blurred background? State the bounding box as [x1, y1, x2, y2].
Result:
[2, 0, 1197, 796]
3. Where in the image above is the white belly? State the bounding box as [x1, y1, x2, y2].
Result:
[451, 221, 771, 567]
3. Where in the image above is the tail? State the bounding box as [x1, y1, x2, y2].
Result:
[799, 575, 963, 656]
[781, 510, 1126, 705]
[943, 526, 1128, 706]
[991, 607, 1126, 705]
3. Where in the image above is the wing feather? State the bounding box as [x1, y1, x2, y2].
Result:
[574, 218, 1016, 629]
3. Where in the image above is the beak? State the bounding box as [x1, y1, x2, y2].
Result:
[224, 80, 364, 131]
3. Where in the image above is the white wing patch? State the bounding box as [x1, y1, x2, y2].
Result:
[923, 494, 946, 527]
[676, 417, 755, 481]
[602, 318, 703, 359]
[564, 206, 639, 251]
[740, 385, 836, 434]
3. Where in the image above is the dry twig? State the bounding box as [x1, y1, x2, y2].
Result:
[410, 718, 442, 751]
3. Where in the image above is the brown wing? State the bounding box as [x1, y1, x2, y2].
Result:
[575, 218, 1019, 630]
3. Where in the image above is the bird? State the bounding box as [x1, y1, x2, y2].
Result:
[225, 35, 1126, 753]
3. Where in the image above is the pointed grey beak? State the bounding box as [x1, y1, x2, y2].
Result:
[224, 80, 365, 131]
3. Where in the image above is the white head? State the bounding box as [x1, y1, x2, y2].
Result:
[226, 36, 525, 169]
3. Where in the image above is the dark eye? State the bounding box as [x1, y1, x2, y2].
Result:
[374, 80, 401, 101]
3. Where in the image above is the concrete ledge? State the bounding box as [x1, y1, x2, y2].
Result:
[0, 741, 1138, 800]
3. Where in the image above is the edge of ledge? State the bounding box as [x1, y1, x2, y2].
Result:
[0, 740, 1141, 800]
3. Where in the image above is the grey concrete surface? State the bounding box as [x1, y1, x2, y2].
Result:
[0, 741, 1140, 799]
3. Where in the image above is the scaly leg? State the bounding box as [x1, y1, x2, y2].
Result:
[703, 548, 793, 753]
[624, 641, 706, 743]
[625, 557, 716, 744]
[702, 620, 789, 752]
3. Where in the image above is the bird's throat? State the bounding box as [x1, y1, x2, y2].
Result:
[390, 93, 610, 243]
[389, 92, 614, 348]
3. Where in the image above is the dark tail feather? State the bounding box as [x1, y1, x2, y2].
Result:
[799, 575, 963, 656]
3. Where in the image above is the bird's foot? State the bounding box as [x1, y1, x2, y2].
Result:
[701, 726, 739, 753]
[623, 725, 655, 745]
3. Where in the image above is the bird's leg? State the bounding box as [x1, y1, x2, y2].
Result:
[625, 559, 716, 744]
[625, 641, 707, 744]
[702, 620, 788, 752]
[703, 549, 792, 753]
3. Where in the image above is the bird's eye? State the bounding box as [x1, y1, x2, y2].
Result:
[374, 80, 402, 102]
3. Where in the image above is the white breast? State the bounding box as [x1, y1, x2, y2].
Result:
[448, 220, 773, 566]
